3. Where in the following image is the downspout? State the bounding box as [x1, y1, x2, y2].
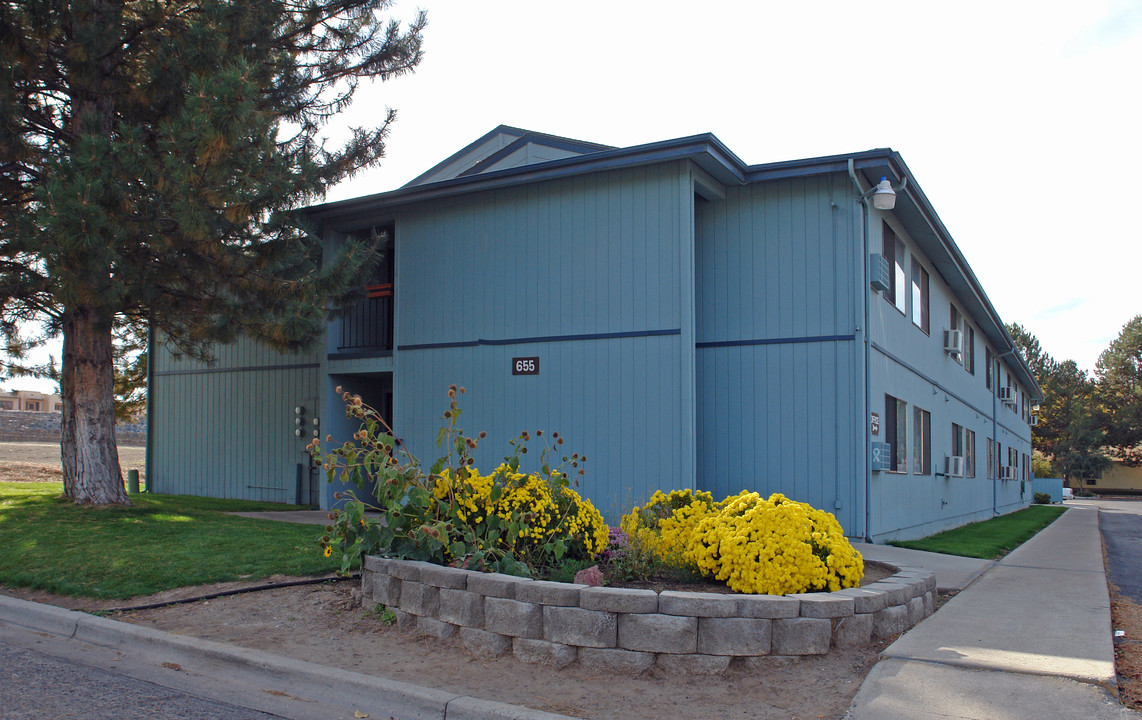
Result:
[993, 346, 1017, 515]
[145, 323, 155, 493]
[848, 160, 874, 542]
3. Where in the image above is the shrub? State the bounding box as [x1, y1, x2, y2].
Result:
[311, 386, 608, 576]
[688, 491, 863, 595]
[1033, 492, 1052, 505]
[619, 489, 718, 570]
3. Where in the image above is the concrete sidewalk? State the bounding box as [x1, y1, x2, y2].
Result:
[854, 542, 993, 592]
[846, 504, 1136, 719]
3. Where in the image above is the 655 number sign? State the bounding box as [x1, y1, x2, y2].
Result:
[512, 357, 539, 375]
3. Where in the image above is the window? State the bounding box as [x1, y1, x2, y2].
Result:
[25, 400, 41, 411]
[1008, 447, 1019, 472]
[913, 406, 931, 475]
[949, 305, 963, 365]
[965, 326, 975, 374]
[986, 347, 993, 390]
[885, 395, 908, 473]
[0, 400, 12, 410]
[987, 437, 995, 479]
[883, 223, 906, 314]
[950, 424, 975, 477]
[1024, 453, 1030, 481]
[910, 258, 929, 334]
[966, 429, 976, 477]
[54, 403, 63, 411]
[997, 442, 1003, 478]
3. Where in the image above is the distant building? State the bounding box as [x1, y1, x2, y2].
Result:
[149, 126, 1041, 541]
[0, 390, 63, 413]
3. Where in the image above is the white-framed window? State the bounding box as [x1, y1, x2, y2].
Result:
[911, 258, 929, 334]
[949, 305, 963, 366]
[986, 347, 993, 390]
[913, 406, 931, 475]
[885, 394, 908, 473]
[950, 424, 975, 477]
[965, 326, 975, 375]
[987, 437, 995, 479]
[883, 223, 906, 315]
[965, 429, 976, 477]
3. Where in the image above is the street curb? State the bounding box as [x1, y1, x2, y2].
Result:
[0, 594, 582, 720]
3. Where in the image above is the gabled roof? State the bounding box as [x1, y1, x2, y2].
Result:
[307, 127, 1041, 399]
[402, 125, 614, 187]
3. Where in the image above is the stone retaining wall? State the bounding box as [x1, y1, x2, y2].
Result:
[0, 410, 146, 445]
[361, 555, 937, 674]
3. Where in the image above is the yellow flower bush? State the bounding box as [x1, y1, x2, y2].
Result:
[431, 463, 609, 566]
[620, 489, 718, 568]
[312, 384, 607, 576]
[688, 491, 863, 595]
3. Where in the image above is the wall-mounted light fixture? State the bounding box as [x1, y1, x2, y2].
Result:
[860, 175, 906, 211]
[871, 177, 896, 210]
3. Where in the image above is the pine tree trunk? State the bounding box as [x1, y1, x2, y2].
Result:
[61, 307, 128, 505]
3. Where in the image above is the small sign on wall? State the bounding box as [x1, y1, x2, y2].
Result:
[870, 412, 880, 436]
[871, 441, 892, 472]
[512, 357, 539, 375]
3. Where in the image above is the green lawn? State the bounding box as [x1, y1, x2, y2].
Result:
[888, 505, 1066, 559]
[0, 482, 339, 599]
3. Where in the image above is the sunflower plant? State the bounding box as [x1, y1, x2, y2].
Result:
[310, 386, 607, 576]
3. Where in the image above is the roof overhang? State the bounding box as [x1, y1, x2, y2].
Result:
[303, 130, 1041, 400]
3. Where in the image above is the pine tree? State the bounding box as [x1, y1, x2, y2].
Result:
[1009, 324, 1110, 484]
[1095, 315, 1142, 466]
[0, 1, 424, 504]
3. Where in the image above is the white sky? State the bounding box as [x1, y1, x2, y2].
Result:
[7, 0, 1140, 393]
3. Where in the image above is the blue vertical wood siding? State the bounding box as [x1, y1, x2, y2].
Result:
[694, 173, 862, 533]
[390, 163, 694, 521]
[866, 210, 1033, 541]
[151, 337, 321, 503]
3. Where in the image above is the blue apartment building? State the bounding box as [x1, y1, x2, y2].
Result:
[148, 126, 1040, 542]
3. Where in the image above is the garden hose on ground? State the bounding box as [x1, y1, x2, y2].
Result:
[96, 573, 359, 614]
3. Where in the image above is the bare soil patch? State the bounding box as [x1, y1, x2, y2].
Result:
[0, 580, 885, 720]
[0, 442, 145, 482]
[1111, 588, 1142, 712]
[1, 454, 895, 719]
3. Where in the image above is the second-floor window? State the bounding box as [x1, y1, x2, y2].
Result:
[883, 223, 906, 315]
[911, 258, 929, 334]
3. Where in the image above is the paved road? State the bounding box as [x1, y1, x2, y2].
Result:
[0, 641, 283, 720]
[1098, 497, 1142, 604]
[0, 623, 367, 720]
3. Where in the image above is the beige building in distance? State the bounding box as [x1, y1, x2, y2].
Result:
[0, 389, 63, 412]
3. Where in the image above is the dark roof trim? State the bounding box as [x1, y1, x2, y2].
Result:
[305, 133, 751, 220]
[457, 131, 614, 178]
[306, 127, 1040, 399]
[401, 124, 528, 187]
[877, 153, 1042, 400]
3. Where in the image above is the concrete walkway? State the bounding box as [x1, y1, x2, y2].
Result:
[846, 503, 1137, 719]
[855, 542, 993, 592]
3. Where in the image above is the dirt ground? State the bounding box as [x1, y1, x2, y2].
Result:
[2, 578, 887, 720]
[0, 442, 146, 483]
[1111, 587, 1142, 712]
[1, 448, 888, 719]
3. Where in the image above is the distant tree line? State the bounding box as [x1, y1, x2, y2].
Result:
[1010, 316, 1142, 484]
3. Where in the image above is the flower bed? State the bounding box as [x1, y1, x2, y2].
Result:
[361, 555, 937, 675]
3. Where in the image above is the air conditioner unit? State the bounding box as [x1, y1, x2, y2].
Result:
[1030, 415, 1039, 427]
[870, 254, 891, 293]
[998, 386, 1015, 404]
[944, 329, 964, 358]
[1000, 466, 1016, 481]
[944, 455, 965, 477]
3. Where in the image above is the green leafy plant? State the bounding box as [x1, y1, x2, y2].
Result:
[366, 603, 397, 625]
[1033, 492, 1052, 504]
[311, 386, 608, 577]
